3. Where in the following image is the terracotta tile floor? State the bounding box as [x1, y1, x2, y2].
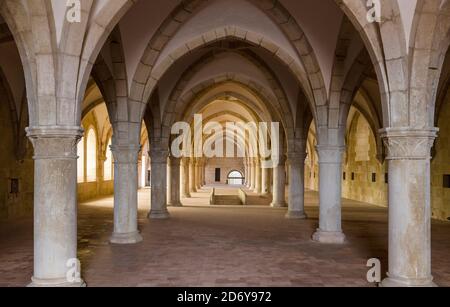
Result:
[0, 187, 449, 287]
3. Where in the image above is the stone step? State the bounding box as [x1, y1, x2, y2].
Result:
[245, 195, 272, 206]
[213, 195, 243, 206]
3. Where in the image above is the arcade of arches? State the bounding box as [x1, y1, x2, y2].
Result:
[1, 0, 450, 287]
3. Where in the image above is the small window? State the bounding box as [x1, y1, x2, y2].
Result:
[215, 168, 221, 182]
[10, 178, 19, 194]
[372, 173, 377, 183]
[443, 175, 450, 188]
[343, 172, 346, 181]
[351, 172, 355, 181]
[385, 173, 389, 184]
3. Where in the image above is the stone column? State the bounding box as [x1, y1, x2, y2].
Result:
[27, 127, 85, 287]
[286, 152, 307, 219]
[166, 157, 171, 205]
[167, 157, 182, 207]
[198, 160, 203, 189]
[180, 158, 190, 198]
[195, 160, 201, 190]
[110, 144, 143, 244]
[271, 155, 287, 207]
[244, 158, 250, 188]
[253, 159, 262, 194]
[380, 128, 438, 287]
[248, 159, 253, 188]
[261, 162, 269, 196]
[189, 158, 196, 193]
[148, 149, 170, 219]
[243, 160, 246, 186]
[250, 160, 256, 190]
[312, 146, 346, 244]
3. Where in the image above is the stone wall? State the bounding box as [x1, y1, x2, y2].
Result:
[0, 99, 34, 219]
[431, 96, 450, 220]
[342, 114, 388, 207]
[205, 158, 244, 184]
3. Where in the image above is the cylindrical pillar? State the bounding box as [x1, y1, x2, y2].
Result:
[148, 149, 170, 219]
[27, 127, 85, 287]
[312, 146, 346, 244]
[167, 157, 182, 207]
[189, 158, 196, 193]
[286, 152, 307, 219]
[253, 159, 261, 194]
[110, 144, 143, 244]
[380, 128, 438, 287]
[271, 155, 287, 207]
[180, 158, 190, 198]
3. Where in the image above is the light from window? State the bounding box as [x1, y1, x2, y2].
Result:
[86, 128, 97, 182]
[77, 136, 85, 183]
[104, 138, 113, 181]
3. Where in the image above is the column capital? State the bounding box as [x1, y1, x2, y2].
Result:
[150, 149, 169, 164]
[380, 128, 438, 160]
[111, 144, 141, 164]
[316, 145, 345, 164]
[26, 126, 83, 160]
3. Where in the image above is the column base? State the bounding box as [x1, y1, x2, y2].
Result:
[285, 211, 307, 219]
[271, 202, 287, 208]
[148, 210, 170, 219]
[168, 202, 183, 207]
[312, 229, 346, 244]
[110, 231, 143, 244]
[380, 275, 437, 287]
[28, 277, 86, 287]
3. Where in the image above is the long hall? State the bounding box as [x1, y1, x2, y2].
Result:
[0, 0, 450, 288]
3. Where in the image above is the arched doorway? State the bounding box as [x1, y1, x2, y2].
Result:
[227, 171, 244, 186]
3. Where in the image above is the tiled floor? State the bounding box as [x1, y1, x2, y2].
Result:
[0, 186, 449, 287]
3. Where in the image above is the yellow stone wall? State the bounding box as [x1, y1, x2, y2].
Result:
[431, 96, 450, 220]
[341, 114, 388, 207]
[0, 99, 34, 219]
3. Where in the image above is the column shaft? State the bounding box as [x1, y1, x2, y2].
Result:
[286, 153, 307, 219]
[312, 146, 346, 244]
[148, 150, 170, 219]
[180, 158, 190, 198]
[168, 157, 182, 207]
[250, 161, 256, 190]
[380, 128, 437, 287]
[261, 164, 269, 196]
[189, 159, 196, 193]
[110, 145, 143, 244]
[27, 127, 85, 287]
[271, 157, 287, 207]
